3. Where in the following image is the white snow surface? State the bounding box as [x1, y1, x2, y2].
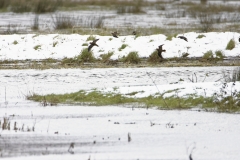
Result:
[0, 32, 239, 60]
[0, 32, 240, 160]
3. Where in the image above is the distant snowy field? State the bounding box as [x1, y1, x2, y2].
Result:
[0, 32, 239, 60]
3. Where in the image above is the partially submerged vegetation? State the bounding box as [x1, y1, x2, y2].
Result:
[26, 66, 240, 113]
[27, 81, 240, 113]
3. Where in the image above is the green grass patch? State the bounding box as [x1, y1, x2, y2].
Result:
[166, 33, 177, 41]
[86, 35, 96, 41]
[27, 90, 136, 106]
[202, 50, 213, 59]
[99, 51, 114, 63]
[53, 41, 58, 47]
[196, 34, 206, 39]
[121, 51, 141, 64]
[27, 88, 240, 112]
[226, 39, 235, 50]
[82, 43, 88, 46]
[118, 44, 128, 51]
[215, 50, 225, 60]
[76, 48, 96, 62]
[34, 45, 41, 50]
[13, 40, 18, 45]
[148, 50, 160, 63]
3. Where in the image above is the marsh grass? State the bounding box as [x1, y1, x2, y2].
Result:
[121, 51, 141, 64]
[148, 50, 160, 63]
[198, 13, 214, 32]
[226, 39, 235, 50]
[1, 117, 10, 130]
[53, 41, 58, 47]
[118, 44, 128, 51]
[27, 90, 136, 106]
[86, 35, 96, 41]
[99, 51, 114, 63]
[34, 45, 41, 50]
[33, 0, 58, 13]
[52, 14, 77, 30]
[76, 48, 96, 63]
[215, 50, 225, 60]
[13, 40, 18, 45]
[202, 50, 213, 60]
[0, 0, 8, 9]
[200, 0, 207, 5]
[231, 67, 240, 82]
[82, 43, 88, 46]
[116, 0, 145, 14]
[32, 14, 39, 30]
[9, 0, 58, 13]
[166, 35, 173, 41]
[27, 87, 240, 112]
[224, 67, 240, 82]
[10, 0, 31, 13]
[196, 34, 206, 39]
[188, 4, 240, 15]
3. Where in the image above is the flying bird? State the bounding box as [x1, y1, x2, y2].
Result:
[156, 44, 166, 59]
[132, 31, 137, 35]
[88, 39, 99, 52]
[178, 36, 188, 42]
[111, 31, 119, 38]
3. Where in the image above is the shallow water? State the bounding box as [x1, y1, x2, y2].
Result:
[0, 67, 240, 159]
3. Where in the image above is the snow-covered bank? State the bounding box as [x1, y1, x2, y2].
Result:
[103, 81, 240, 99]
[0, 32, 239, 60]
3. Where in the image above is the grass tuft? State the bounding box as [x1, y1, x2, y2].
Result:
[196, 34, 206, 39]
[121, 51, 140, 64]
[13, 40, 18, 45]
[99, 51, 114, 63]
[76, 48, 96, 63]
[215, 50, 225, 60]
[148, 50, 160, 63]
[27, 84, 240, 113]
[86, 35, 96, 41]
[202, 50, 213, 59]
[33, 0, 58, 14]
[34, 45, 41, 50]
[118, 44, 128, 51]
[52, 14, 77, 30]
[82, 43, 88, 46]
[226, 39, 235, 50]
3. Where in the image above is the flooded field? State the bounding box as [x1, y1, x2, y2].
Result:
[0, 1, 240, 159]
[0, 0, 240, 34]
[1, 67, 240, 160]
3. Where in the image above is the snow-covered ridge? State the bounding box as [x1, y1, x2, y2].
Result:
[0, 32, 239, 60]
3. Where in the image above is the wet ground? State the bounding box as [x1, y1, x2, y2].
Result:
[1, 1, 240, 34]
[1, 67, 240, 160]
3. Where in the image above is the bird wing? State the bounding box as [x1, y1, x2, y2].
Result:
[93, 39, 99, 43]
[88, 44, 94, 52]
[179, 36, 188, 42]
